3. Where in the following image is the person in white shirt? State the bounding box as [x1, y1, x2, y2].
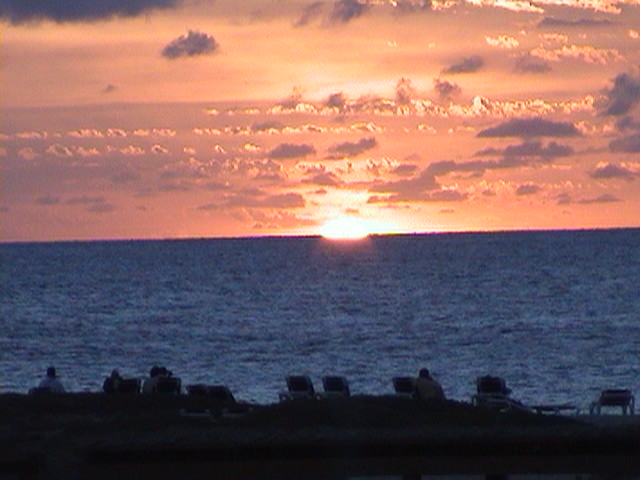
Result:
[37, 366, 66, 393]
[415, 368, 445, 400]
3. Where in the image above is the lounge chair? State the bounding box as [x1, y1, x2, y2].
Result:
[208, 385, 237, 404]
[279, 375, 316, 401]
[471, 375, 528, 411]
[187, 384, 236, 402]
[154, 377, 181, 394]
[590, 389, 635, 415]
[116, 378, 141, 394]
[186, 384, 210, 396]
[392, 376, 416, 398]
[320, 376, 350, 397]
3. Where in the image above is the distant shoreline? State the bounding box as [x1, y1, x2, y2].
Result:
[1, 225, 639, 247]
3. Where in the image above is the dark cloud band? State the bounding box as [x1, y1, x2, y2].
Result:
[162, 31, 219, 59]
[0, 0, 177, 24]
[477, 118, 581, 138]
[442, 56, 484, 74]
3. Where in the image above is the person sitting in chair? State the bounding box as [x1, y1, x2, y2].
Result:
[36, 366, 66, 393]
[142, 365, 173, 393]
[415, 368, 445, 400]
[103, 369, 123, 393]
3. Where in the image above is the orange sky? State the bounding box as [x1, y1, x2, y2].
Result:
[1, 0, 640, 242]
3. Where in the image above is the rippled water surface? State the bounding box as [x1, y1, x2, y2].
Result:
[1, 229, 639, 407]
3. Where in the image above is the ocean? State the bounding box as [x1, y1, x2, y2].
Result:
[1, 229, 639, 410]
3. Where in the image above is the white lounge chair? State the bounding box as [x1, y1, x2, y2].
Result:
[471, 375, 528, 412]
[392, 376, 416, 398]
[590, 389, 635, 415]
[154, 377, 181, 394]
[321, 376, 350, 397]
[279, 375, 317, 401]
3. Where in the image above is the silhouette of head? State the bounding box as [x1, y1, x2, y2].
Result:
[46, 367, 57, 378]
[419, 368, 431, 379]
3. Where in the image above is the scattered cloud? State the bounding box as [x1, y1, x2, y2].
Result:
[36, 195, 61, 205]
[368, 169, 440, 203]
[461, 0, 542, 13]
[390, 163, 419, 177]
[222, 191, 306, 209]
[268, 143, 316, 159]
[529, 45, 622, 65]
[433, 78, 461, 99]
[294, 1, 325, 27]
[475, 140, 574, 158]
[514, 55, 552, 74]
[426, 160, 489, 177]
[0, 0, 176, 24]
[537, 17, 613, 28]
[392, 0, 433, 13]
[250, 210, 316, 230]
[162, 30, 219, 59]
[515, 183, 542, 196]
[301, 171, 343, 186]
[615, 116, 640, 131]
[66, 196, 107, 205]
[395, 78, 416, 106]
[578, 194, 620, 204]
[18, 147, 40, 161]
[485, 35, 519, 49]
[441, 56, 484, 74]
[46, 144, 73, 157]
[326, 136, 378, 158]
[111, 172, 141, 184]
[328, 0, 370, 25]
[370, 168, 438, 192]
[609, 133, 640, 152]
[88, 203, 117, 214]
[540, 33, 568, 44]
[590, 162, 637, 180]
[102, 84, 117, 94]
[599, 73, 640, 116]
[477, 118, 581, 138]
[368, 186, 467, 204]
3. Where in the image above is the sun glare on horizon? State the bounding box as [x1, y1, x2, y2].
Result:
[318, 217, 396, 240]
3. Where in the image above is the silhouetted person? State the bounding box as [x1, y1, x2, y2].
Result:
[142, 365, 172, 393]
[103, 369, 123, 393]
[415, 368, 445, 400]
[37, 366, 66, 393]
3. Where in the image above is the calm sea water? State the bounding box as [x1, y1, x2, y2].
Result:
[1, 229, 639, 409]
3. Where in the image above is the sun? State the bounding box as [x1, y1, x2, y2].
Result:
[318, 218, 373, 240]
[318, 216, 393, 240]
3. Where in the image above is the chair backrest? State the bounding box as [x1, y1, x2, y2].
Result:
[208, 385, 236, 403]
[187, 384, 209, 396]
[322, 376, 350, 397]
[476, 376, 509, 396]
[393, 376, 416, 396]
[155, 377, 181, 394]
[286, 375, 315, 397]
[117, 378, 141, 394]
[600, 389, 633, 406]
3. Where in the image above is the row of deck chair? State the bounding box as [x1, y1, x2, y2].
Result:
[469, 375, 635, 415]
[103, 377, 182, 395]
[279, 375, 350, 401]
[102, 372, 635, 415]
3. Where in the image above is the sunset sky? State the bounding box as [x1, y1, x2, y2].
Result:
[2, 0, 640, 242]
